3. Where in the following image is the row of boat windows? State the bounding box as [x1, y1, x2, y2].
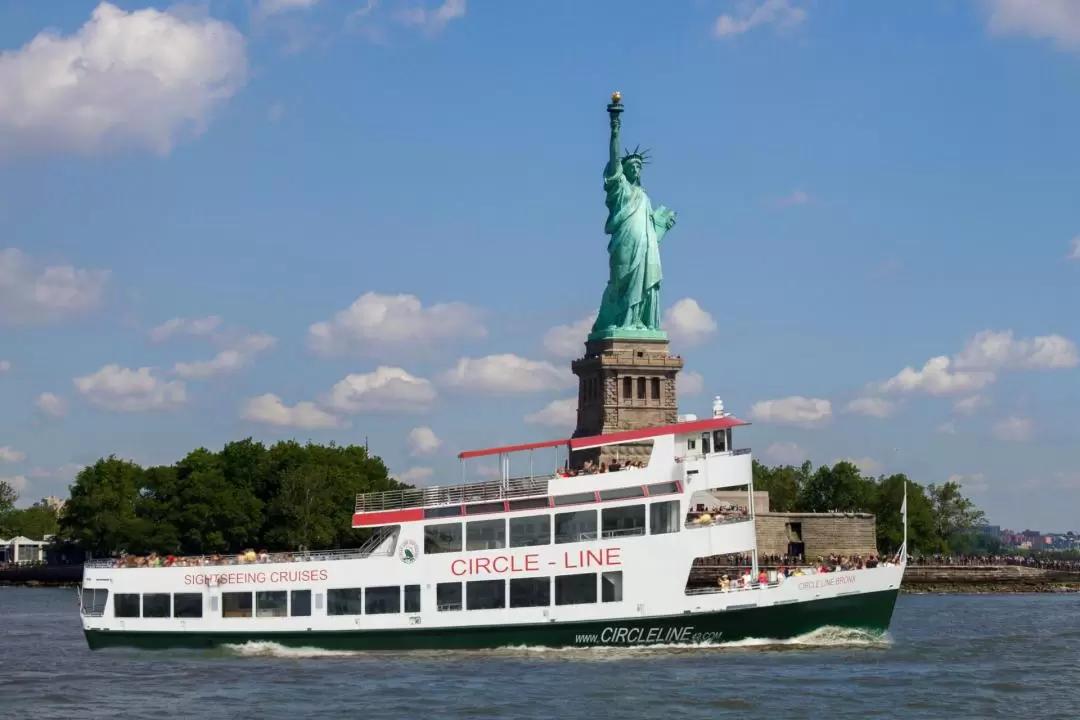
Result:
[421, 481, 681, 520]
[103, 571, 624, 619]
[424, 500, 682, 554]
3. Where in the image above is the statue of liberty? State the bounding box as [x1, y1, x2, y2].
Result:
[589, 92, 677, 341]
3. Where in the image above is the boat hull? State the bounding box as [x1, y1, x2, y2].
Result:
[84, 587, 899, 651]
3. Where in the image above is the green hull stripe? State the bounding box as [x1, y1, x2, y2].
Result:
[85, 589, 899, 651]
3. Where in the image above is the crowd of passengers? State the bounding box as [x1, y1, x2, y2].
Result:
[556, 459, 648, 477]
[105, 549, 322, 568]
[685, 502, 749, 526]
[710, 553, 892, 591]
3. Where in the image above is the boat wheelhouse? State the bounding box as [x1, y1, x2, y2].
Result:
[79, 409, 906, 651]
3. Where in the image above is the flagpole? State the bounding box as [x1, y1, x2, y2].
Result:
[901, 478, 908, 564]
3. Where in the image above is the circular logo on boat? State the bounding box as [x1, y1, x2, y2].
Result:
[400, 539, 419, 564]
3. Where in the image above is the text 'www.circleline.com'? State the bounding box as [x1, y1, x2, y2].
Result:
[574, 627, 722, 645]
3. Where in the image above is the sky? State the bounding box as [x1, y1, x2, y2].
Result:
[0, 0, 1078, 531]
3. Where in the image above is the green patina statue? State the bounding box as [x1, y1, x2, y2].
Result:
[589, 91, 677, 342]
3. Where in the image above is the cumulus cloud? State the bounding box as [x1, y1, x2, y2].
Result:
[307, 292, 485, 358]
[778, 189, 809, 206]
[0, 2, 247, 156]
[844, 397, 895, 418]
[173, 333, 277, 379]
[952, 330, 1077, 371]
[441, 354, 573, 394]
[936, 420, 958, 435]
[258, 0, 320, 15]
[149, 316, 222, 342]
[0, 249, 109, 325]
[0, 475, 28, 495]
[714, 0, 807, 38]
[985, 0, 1080, 53]
[947, 472, 989, 493]
[762, 441, 805, 466]
[748, 396, 832, 428]
[36, 392, 69, 418]
[953, 395, 989, 415]
[524, 398, 577, 428]
[876, 356, 996, 396]
[543, 312, 596, 358]
[835, 457, 884, 476]
[992, 415, 1034, 442]
[407, 426, 442, 456]
[323, 367, 437, 413]
[0, 446, 25, 462]
[73, 364, 185, 412]
[395, 466, 435, 484]
[241, 394, 341, 429]
[663, 298, 717, 346]
[1068, 236, 1080, 260]
[396, 0, 466, 34]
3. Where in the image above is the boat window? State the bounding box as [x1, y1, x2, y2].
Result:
[466, 518, 506, 551]
[142, 593, 171, 618]
[222, 592, 253, 618]
[424, 522, 463, 554]
[509, 497, 549, 511]
[509, 577, 550, 608]
[366, 586, 401, 615]
[424, 505, 462, 519]
[509, 514, 551, 547]
[599, 486, 645, 501]
[113, 593, 140, 618]
[554, 510, 598, 544]
[555, 573, 597, 606]
[553, 492, 595, 507]
[172, 593, 202, 618]
[80, 588, 108, 617]
[601, 505, 646, 538]
[602, 571, 623, 603]
[647, 481, 680, 496]
[465, 501, 505, 515]
[650, 500, 681, 535]
[713, 429, 727, 452]
[701, 432, 712, 454]
[291, 590, 311, 617]
[437, 582, 462, 612]
[327, 588, 363, 616]
[256, 591, 288, 618]
[404, 584, 421, 614]
[466, 580, 506, 611]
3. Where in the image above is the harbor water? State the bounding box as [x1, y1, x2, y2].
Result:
[1, 588, 1077, 719]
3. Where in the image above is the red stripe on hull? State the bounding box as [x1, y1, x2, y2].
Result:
[352, 508, 425, 527]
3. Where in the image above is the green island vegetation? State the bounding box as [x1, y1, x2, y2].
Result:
[0, 440, 996, 558]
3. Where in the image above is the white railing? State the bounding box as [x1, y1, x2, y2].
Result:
[84, 544, 394, 569]
[356, 476, 549, 513]
[683, 513, 752, 530]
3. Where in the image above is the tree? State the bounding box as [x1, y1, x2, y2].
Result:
[872, 474, 937, 554]
[58, 456, 148, 555]
[751, 460, 800, 512]
[0, 477, 17, 516]
[797, 461, 877, 514]
[274, 465, 338, 551]
[927, 479, 986, 549]
[0, 502, 61, 539]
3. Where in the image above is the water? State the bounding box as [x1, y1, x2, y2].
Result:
[1, 588, 1077, 719]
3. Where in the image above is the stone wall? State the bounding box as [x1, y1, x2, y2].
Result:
[755, 512, 877, 558]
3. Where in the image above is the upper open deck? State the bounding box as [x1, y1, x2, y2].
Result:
[353, 416, 749, 520]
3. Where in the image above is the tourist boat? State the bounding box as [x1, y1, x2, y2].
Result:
[78, 402, 907, 651]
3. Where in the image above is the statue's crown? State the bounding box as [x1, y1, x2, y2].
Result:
[622, 145, 651, 165]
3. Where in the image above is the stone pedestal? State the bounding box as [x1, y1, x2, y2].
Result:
[570, 337, 684, 468]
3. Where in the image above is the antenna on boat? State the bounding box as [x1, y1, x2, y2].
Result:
[901, 475, 908, 565]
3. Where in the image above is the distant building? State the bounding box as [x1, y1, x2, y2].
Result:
[39, 496, 66, 512]
[0, 536, 48, 564]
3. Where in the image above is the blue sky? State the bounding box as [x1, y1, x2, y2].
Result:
[1, 0, 1078, 531]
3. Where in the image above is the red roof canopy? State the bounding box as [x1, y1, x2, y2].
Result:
[457, 416, 750, 459]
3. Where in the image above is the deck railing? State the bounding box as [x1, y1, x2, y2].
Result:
[355, 475, 550, 514]
[83, 543, 395, 569]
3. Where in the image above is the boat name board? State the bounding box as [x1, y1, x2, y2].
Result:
[450, 548, 622, 577]
[796, 574, 856, 592]
[184, 569, 330, 586]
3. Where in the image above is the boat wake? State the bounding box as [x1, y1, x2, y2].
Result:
[221, 626, 889, 660]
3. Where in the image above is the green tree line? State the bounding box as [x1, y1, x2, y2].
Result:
[752, 459, 996, 555]
[36, 439, 406, 557]
[0, 483, 60, 541]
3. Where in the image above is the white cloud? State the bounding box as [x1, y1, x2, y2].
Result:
[1068, 236, 1080, 260]
[149, 316, 222, 342]
[947, 472, 989, 493]
[396, 0, 466, 34]
[952, 330, 1078, 371]
[835, 457, 884, 476]
[0, 2, 247, 156]
[778, 189, 809, 206]
[543, 312, 596, 358]
[992, 415, 1034, 442]
[0, 446, 25, 462]
[525, 398, 577, 428]
[307, 292, 485, 357]
[258, 0, 320, 15]
[36, 392, 69, 418]
[241, 394, 341, 429]
[937, 420, 958, 435]
[441, 354, 573, 394]
[876, 356, 996, 396]
[407, 426, 442, 456]
[663, 298, 717, 346]
[394, 466, 435, 485]
[74, 364, 186, 412]
[762, 441, 804, 465]
[986, 0, 1080, 53]
[714, 0, 807, 38]
[680, 371, 705, 396]
[0, 248, 109, 325]
[323, 367, 437, 413]
[748, 396, 831, 428]
[953, 395, 989, 415]
[0, 475, 28, 495]
[173, 333, 277, 379]
[0, 360, 10, 372]
[844, 397, 894, 418]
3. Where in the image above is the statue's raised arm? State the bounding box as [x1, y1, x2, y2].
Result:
[607, 92, 623, 178]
